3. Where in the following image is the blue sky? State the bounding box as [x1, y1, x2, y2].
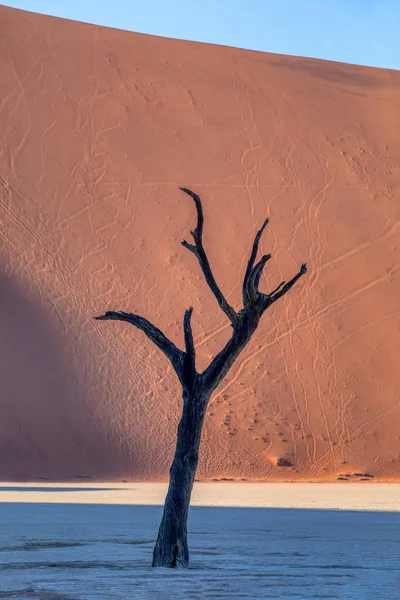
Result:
[3, 0, 399, 70]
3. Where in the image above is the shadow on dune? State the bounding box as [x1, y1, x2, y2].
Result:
[0, 272, 127, 481]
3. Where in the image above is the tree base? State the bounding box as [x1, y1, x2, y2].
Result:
[152, 538, 189, 569]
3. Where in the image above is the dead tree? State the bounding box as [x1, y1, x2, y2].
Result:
[95, 188, 307, 569]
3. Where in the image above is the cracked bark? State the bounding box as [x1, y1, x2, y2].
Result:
[95, 188, 307, 568]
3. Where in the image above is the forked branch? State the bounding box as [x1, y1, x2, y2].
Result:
[180, 187, 237, 324]
[261, 263, 307, 311]
[246, 253, 272, 302]
[243, 217, 269, 305]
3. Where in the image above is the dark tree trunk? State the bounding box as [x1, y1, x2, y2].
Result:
[152, 389, 209, 568]
[151, 312, 260, 568]
[95, 187, 307, 569]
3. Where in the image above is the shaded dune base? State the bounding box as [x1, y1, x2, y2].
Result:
[0, 6, 399, 481]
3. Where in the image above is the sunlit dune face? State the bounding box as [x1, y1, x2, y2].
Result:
[1, 5, 399, 481]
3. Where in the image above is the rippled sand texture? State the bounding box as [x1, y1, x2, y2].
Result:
[1, 5, 400, 481]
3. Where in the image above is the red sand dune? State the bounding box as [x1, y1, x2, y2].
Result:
[1, 6, 400, 482]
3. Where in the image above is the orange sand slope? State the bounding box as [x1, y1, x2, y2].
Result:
[1, 6, 399, 482]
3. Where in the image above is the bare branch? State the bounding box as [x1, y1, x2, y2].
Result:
[268, 281, 286, 296]
[94, 311, 184, 377]
[246, 254, 272, 302]
[181, 240, 196, 255]
[243, 217, 269, 304]
[179, 188, 204, 240]
[180, 187, 237, 323]
[253, 255, 271, 291]
[202, 263, 307, 391]
[182, 307, 196, 390]
[262, 263, 307, 311]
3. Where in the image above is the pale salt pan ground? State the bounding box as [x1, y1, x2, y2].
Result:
[1, 483, 400, 599]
